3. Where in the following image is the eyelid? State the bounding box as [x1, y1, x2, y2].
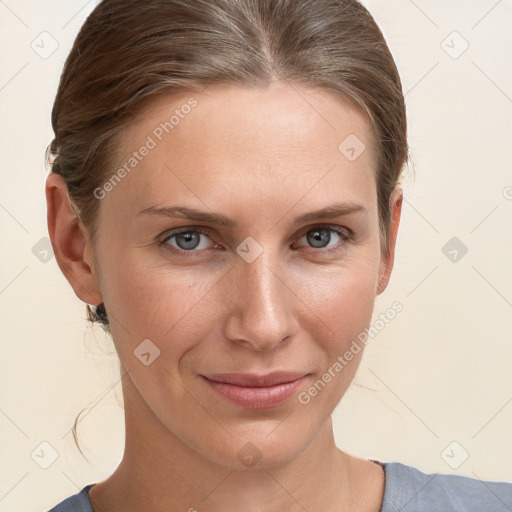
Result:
[158, 227, 217, 253]
[299, 223, 352, 240]
[157, 223, 353, 255]
[295, 224, 353, 252]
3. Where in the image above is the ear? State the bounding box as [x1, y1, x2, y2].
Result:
[376, 185, 403, 296]
[45, 172, 103, 305]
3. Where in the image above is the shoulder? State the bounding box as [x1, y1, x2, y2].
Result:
[379, 461, 512, 512]
[47, 484, 95, 512]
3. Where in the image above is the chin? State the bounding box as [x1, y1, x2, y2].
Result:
[187, 424, 316, 471]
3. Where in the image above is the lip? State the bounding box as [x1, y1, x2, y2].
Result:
[201, 372, 309, 410]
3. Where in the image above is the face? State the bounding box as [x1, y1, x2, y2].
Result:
[53, 80, 401, 470]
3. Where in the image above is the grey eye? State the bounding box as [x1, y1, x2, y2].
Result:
[174, 232, 202, 250]
[306, 228, 336, 248]
[162, 230, 213, 252]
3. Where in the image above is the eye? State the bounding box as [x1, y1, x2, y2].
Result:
[158, 224, 352, 257]
[158, 228, 216, 255]
[294, 225, 352, 252]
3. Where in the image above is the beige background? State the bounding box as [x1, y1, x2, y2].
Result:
[1, 0, 511, 510]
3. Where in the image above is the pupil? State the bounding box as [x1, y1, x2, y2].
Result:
[173, 229, 333, 251]
[177, 232, 200, 250]
[308, 228, 330, 248]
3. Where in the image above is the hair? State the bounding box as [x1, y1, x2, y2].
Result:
[46, 0, 410, 452]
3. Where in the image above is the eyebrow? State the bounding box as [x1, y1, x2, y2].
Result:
[137, 202, 367, 228]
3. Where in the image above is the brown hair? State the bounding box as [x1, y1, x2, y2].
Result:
[47, 0, 409, 335]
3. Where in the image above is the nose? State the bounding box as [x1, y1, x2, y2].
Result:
[223, 250, 297, 352]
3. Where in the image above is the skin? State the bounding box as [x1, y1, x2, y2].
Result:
[46, 80, 402, 512]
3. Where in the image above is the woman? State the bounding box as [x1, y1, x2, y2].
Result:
[45, 0, 512, 510]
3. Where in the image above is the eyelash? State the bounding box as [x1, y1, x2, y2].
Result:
[157, 224, 353, 257]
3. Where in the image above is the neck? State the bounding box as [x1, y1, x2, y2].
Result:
[89, 379, 356, 512]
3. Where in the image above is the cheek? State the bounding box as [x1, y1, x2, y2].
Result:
[297, 266, 377, 408]
[99, 251, 223, 361]
[302, 258, 378, 343]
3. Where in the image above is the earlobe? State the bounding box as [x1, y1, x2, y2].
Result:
[45, 172, 103, 306]
[376, 186, 403, 296]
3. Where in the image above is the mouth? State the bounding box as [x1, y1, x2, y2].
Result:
[200, 372, 309, 410]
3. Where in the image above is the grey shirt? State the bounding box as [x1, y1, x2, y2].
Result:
[48, 460, 512, 511]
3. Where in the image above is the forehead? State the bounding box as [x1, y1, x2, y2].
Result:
[110, 81, 378, 211]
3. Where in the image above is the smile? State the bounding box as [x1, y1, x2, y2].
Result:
[200, 372, 309, 410]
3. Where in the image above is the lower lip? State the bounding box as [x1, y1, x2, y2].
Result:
[201, 376, 308, 410]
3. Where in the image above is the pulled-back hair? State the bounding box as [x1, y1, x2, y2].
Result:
[47, 0, 410, 335]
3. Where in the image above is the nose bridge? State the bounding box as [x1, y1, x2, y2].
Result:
[226, 244, 294, 350]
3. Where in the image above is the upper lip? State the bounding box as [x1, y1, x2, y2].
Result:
[202, 371, 309, 387]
